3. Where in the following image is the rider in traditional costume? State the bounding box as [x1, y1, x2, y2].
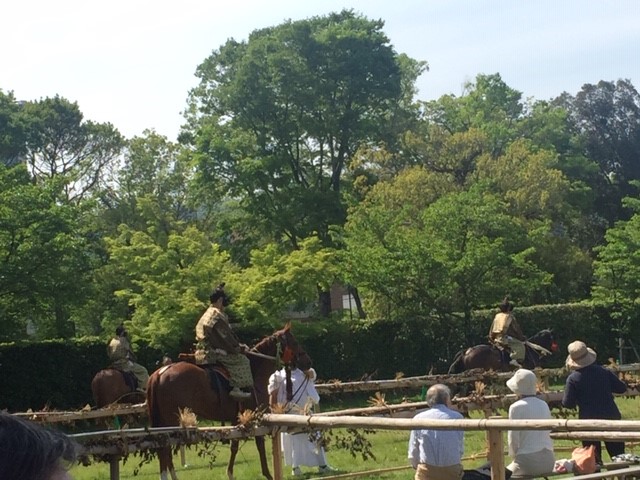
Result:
[489, 297, 526, 368]
[107, 325, 149, 392]
[194, 283, 254, 400]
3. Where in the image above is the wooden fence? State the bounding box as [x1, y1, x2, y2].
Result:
[69, 415, 640, 480]
[17, 363, 640, 480]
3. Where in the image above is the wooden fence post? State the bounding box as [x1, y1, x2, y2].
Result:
[272, 428, 283, 480]
[487, 416, 505, 480]
[109, 455, 120, 480]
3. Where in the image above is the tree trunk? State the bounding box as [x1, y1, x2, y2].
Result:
[318, 287, 331, 317]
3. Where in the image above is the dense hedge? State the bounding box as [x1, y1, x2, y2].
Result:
[0, 337, 164, 412]
[0, 303, 623, 412]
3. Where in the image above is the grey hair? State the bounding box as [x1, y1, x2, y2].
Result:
[425, 384, 451, 407]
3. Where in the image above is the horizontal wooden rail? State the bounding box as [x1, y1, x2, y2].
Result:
[262, 413, 640, 432]
[315, 363, 640, 394]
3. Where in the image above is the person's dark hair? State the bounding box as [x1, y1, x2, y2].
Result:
[499, 296, 513, 313]
[115, 324, 127, 337]
[209, 282, 229, 306]
[0, 411, 78, 480]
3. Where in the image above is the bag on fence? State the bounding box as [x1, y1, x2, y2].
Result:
[572, 445, 597, 474]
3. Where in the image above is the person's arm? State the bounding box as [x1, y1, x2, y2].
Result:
[267, 372, 283, 408]
[507, 405, 520, 457]
[609, 370, 628, 394]
[123, 338, 137, 361]
[508, 318, 527, 341]
[212, 321, 242, 353]
[408, 430, 419, 469]
[562, 376, 577, 408]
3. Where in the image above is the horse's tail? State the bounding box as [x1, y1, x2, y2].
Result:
[146, 370, 161, 427]
[448, 349, 465, 374]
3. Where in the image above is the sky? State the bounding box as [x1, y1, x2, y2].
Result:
[2, 0, 639, 141]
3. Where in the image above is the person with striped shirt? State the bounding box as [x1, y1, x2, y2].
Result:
[408, 384, 464, 480]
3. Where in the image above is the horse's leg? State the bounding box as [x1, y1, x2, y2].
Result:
[227, 439, 239, 480]
[256, 435, 273, 480]
[158, 446, 178, 480]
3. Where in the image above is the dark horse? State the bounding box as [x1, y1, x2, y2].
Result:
[448, 329, 558, 374]
[91, 368, 145, 408]
[146, 322, 307, 480]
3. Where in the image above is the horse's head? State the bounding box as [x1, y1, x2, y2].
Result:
[530, 329, 558, 353]
[276, 322, 311, 367]
[259, 322, 311, 368]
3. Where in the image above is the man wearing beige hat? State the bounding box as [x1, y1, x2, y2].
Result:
[562, 340, 628, 464]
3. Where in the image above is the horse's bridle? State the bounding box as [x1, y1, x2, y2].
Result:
[247, 331, 297, 365]
[276, 331, 296, 365]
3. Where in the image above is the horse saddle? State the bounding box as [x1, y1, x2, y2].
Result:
[113, 368, 138, 392]
[177, 353, 232, 394]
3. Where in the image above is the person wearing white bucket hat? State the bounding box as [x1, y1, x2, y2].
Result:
[562, 341, 628, 464]
[504, 369, 555, 476]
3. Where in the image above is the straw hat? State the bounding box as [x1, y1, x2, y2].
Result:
[566, 340, 596, 369]
[506, 369, 537, 396]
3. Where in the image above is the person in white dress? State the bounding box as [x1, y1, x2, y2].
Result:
[268, 365, 334, 476]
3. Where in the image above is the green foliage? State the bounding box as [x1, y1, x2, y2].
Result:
[0, 337, 159, 411]
[0, 90, 28, 166]
[20, 95, 124, 203]
[186, 9, 422, 247]
[229, 237, 340, 326]
[592, 210, 640, 340]
[0, 164, 97, 339]
[107, 224, 235, 350]
[343, 179, 552, 325]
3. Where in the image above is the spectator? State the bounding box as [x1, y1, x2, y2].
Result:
[562, 340, 627, 464]
[268, 362, 334, 476]
[408, 384, 464, 480]
[505, 369, 555, 476]
[0, 411, 78, 480]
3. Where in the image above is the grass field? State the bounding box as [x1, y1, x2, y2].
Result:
[69, 394, 640, 479]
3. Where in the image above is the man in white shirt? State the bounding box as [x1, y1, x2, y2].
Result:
[408, 384, 464, 480]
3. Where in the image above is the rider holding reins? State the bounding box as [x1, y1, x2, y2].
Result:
[489, 296, 527, 368]
[194, 283, 254, 400]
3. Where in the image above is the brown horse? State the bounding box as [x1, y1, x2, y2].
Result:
[146, 322, 307, 480]
[448, 329, 558, 374]
[91, 368, 145, 408]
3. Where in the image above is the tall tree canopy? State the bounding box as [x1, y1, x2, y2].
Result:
[555, 79, 640, 230]
[21, 96, 124, 203]
[184, 9, 425, 248]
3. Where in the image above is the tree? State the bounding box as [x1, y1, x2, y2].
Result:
[0, 90, 27, 167]
[423, 73, 524, 157]
[103, 130, 193, 234]
[591, 197, 640, 342]
[229, 237, 340, 326]
[21, 96, 124, 203]
[0, 164, 94, 340]
[342, 173, 552, 339]
[555, 79, 640, 228]
[185, 9, 424, 248]
[106, 225, 235, 350]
